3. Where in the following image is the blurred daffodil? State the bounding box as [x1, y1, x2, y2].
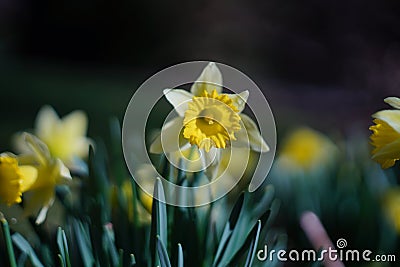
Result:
[33, 105, 91, 166]
[277, 127, 337, 173]
[110, 180, 151, 225]
[134, 164, 157, 213]
[18, 133, 72, 224]
[0, 153, 37, 205]
[370, 97, 400, 169]
[383, 187, 400, 234]
[149, 62, 268, 178]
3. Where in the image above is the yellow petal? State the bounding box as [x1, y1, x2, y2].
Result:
[371, 139, 400, 169]
[163, 89, 193, 117]
[18, 166, 37, 192]
[385, 97, 400, 109]
[190, 62, 223, 96]
[227, 90, 249, 113]
[62, 110, 88, 138]
[372, 110, 400, 134]
[234, 114, 269, 152]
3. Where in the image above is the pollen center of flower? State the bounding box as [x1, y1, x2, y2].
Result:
[183, 89, 241, 152]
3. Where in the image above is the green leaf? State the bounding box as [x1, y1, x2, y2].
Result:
[56, 227, 71, 267]
[130, 254, 136, 266]
[213, 193, 245, 266]
[156, 236, 172, 267]
[213, 186, 276, 267]
[150, 178, 168, 267]
[17, 252, 28, 267]
[12, 233, 44, 267]
[103, 224, 119, 267]
[1, 216, 17, 267]
[177, 243, 184, 267]
[244, 220, 262, 267]
[72, 219, 95, 267]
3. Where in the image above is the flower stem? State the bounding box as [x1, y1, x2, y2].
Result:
[1, 213, 17, 267]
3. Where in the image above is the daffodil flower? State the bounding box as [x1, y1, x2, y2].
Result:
[149, 62, 269, 176]
[18, 133, 72, 224]
[383, 187, 400, 234]
[276, 127, 337, 173]
[370, 97, 400, 169]
[0, 153, 37, 205]
[33, 105, 91, 166]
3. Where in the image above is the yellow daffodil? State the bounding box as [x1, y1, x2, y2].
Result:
[277, 127, 337, 173]
[370, 97, 400, 169]
[32, 105, 91, 166]
[149, 62, 269, 177]
[382, 187, 400, 234]
[18, 133, 72, 224]
[134, 164, 158, 213]
[110, 180, 151, 225]
[0, 153, 37, 205]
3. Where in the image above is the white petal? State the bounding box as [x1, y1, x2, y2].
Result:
[56, 159, 72, 182]
[35, 106, 59, 140]
[234, 114, 269, 152]
[149, 117, 188, 153]
[23, 133, 51, 165]
[227, 90, 249, 113]
[163, 89, 193, 117]
[372, 110, 400, 133]
[385, 97, 400, 109]
[190, 62, 223, 96]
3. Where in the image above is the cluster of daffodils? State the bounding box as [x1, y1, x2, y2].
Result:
[149, 62, 269, 183]
[0, 106, 90, 224]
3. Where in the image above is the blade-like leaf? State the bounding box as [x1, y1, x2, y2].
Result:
[177, 244, 184, 267]
[244, 220, 262, 267]
[213, 193, 245, 266]
[1, 216, 17, 267]
[56, 227, 71, 267]
[150, 178, 168, 266]
[72, 220, 95, 267]
[156, 236, 172, 267]
[214, 186, 275, 267]
[12, 233, 44, 267]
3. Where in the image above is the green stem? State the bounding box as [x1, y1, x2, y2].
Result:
[1, 214, 17, 267]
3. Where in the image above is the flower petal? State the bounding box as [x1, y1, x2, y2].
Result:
[163, 89, 193, 117]
[190, 62, 223, 96]
[62, 110, 88, 138]
[23, 186, 55, 224]
[35, 105, 59, 142]
[385, 97, 400, 109]
[23, 133, 51, 166]
[371, 139, 400, 169]
[18, 166, 38, 192]
[227, 90, 249, 113]
[234, 114, 269, 152]
[55, 159, 72, 183]
[149, 117, 188, 153]
[372, 110, 400, 133]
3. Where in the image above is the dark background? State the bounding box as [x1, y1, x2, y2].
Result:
[1, 0, 400, 147]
